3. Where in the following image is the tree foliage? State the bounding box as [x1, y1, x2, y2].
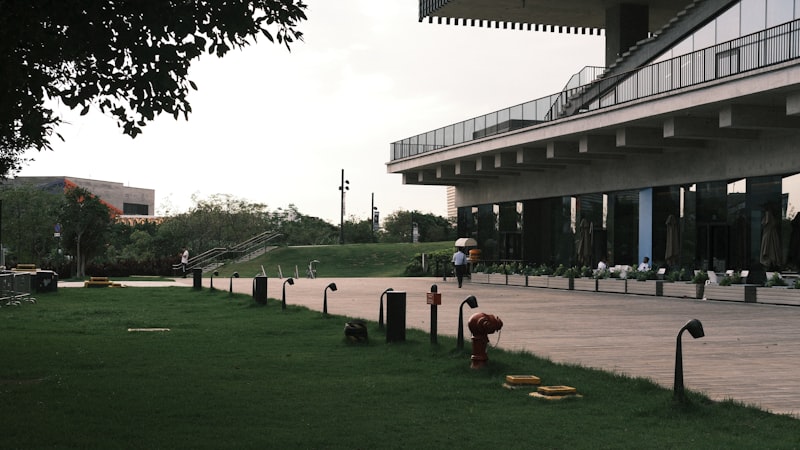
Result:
[0, 184, 62, 265]
[0, 0, 307, 177]
[59, 186, 113, 277]
[381, 210, 456, 243]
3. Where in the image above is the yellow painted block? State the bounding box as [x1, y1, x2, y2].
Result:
[505, 375, 541, 385]
[537, 385, 577, 396]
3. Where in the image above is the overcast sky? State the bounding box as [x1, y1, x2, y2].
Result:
[18, 0, 604, 224]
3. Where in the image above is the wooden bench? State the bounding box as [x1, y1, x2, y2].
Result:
[84, 277, 123, 288]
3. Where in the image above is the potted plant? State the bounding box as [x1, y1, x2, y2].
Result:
[527, 264, 552, 288]
[757, 273, 800, 306]
[662, 268, 704, 299]
[626, 268, 663, 296]
[704, 270, 755, 303]
[573, 265, 597, 292]
[548, 264, 574, 290]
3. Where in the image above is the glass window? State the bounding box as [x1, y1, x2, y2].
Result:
[453, 122, 464, 145]
[742, 0, 767, 35]
[434, 128, 444, 149]
[767, 0, 794, 26]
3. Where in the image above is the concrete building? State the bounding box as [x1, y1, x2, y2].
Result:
[10, 176, 155, 217]
[387, 0, 800, 282]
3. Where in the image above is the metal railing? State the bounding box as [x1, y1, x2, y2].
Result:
[173, 231, 283, 274]
[390, 18, 800, 161]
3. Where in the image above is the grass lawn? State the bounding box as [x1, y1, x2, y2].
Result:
[215, 241, 452, 278]
[1, 287, 797, 449]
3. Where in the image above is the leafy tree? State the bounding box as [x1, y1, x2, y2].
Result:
[273, 204, 337, 246]
[0, 184, 62, 266]
[342, 215, 376, 244]
[59, 186, 113, 277]
[382, 210, 456, 243]
[0, 0, 307, 177]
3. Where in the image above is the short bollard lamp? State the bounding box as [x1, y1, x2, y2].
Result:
[323, 282, 337, 317]
[457, 295, 479, 349]
[378, 287, 394, 329]
[674, 318, 705, 402]
[229, 272, 239, 294]
[210, 270, 219, 290]
[281, 277, 294, 310]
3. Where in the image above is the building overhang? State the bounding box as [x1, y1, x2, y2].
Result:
[419, 0, 690, 34]
[387, 61, 800, 189]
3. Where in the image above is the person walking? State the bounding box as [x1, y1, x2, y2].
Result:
[179, 247, 189, 278]
[452, 247, 468, 288]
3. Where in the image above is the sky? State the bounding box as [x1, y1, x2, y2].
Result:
[17, 0, 605, 225]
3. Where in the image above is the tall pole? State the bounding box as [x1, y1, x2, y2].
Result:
[339, 169, 348, 245]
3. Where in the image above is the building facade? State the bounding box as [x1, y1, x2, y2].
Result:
[387, 0, 800, 282]
[11, 176, 155, 216]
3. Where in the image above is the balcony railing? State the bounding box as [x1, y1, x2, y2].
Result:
[390, 18, 800, 161]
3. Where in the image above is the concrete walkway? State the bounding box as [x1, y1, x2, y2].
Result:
[63, 276, 800, 418]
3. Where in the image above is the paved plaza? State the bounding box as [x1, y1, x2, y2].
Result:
[64, 276, 800, 418]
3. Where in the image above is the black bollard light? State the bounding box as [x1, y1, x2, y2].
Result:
[281, 277, 294, 310]
[210, 270, 219, 290]
[457, 295, 479, 349]
[429, 284, 440, 344]
[323, 282, 337, 317]
[378, 287, 394, 329]
[674, 318, 705, 402]
[229, 272, 239, 294]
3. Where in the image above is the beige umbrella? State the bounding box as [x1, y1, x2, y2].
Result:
[665, 214, 680, 266]
[760, 210, 783, 269]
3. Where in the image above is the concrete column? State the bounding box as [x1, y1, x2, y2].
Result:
[639, 188, 653, 267]
[605, 4, 649, 67]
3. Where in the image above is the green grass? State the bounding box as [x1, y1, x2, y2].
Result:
[1, 288, 797, 449]
[218, 241, 451, 278]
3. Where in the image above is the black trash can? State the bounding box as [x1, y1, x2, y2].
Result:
[385, 291, 406, 342]
[253, 275, 268, 304]
[192, 268, 202, 290]
[33, 270, 58, 293]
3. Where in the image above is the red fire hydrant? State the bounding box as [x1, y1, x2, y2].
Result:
[468, 312, 503, 369]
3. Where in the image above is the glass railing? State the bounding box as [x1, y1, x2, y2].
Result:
[390, 19, 800, 161]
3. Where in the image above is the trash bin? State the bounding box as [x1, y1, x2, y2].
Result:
[253, 275, 268, 305]
[33, 270, 58, 293]
[192, 268, 202, 290]
[385, 291, 406, 342]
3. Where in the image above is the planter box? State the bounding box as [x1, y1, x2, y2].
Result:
[507, 274, 527, 287]
[471, 273, 489, 284]
[527, 275, 549, 288]
[661, 282, 704, 299]
[572, 278, 597, 292]
[703, 284, 757, 303]
[486, 273, 506, 285]
[597, 278, 627, 293]
[547, 276, 573, 290]
[626, 280, 663, 296]
[756, 287, 800, 306]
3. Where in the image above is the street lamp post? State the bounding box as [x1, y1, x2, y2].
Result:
[281, 277, 294, 310]
[378, 287, 394, 329]
[339, 169, 349, 245]
[323, 282, 338, 317]
[229, 272, 239, 294]
[457, 295, 479, 349]
[674, 318, 705, 402]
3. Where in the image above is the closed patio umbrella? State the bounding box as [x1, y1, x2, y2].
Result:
[760, 210, 783, 270]
[577, 218, 592, 267]
[665, 214, 680, 266]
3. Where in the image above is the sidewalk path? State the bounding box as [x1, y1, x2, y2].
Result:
[71, 276, 800, 418]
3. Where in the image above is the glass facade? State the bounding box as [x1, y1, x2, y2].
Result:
[458, 172, 800, 280]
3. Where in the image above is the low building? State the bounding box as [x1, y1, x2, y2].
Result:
[9, 176, 155, 216]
